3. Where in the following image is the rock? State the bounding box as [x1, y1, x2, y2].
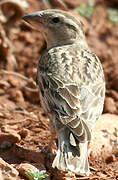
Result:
[105, 154, 116, 164]
[108, 0, 118, 5]
[0, 125, 21, 146]
[1, 124, 17, 133]
[91, 114, 118, 157]
[18, 128, 29, 139]
[104, 97, 117, 114]
[17, 163, 47, 179]
[23, 87, 40, 103]
[111, 76, 118, 92]
[0, 96, 16, 110]
[65, 0, 88, 8]
[106, 90, 118, 101]
[8, 76, 25, 88]
[0, 132, 21, 146]
[8, 89, 25, 105]
[0, 158, 19, 180]
[96, 172, 107, 179]
[17, 163, 38, 179]
[0, 141, 12, 149]
[12, 144, 45, 164]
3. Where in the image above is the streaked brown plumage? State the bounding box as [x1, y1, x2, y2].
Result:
[22, 9, 105, 176]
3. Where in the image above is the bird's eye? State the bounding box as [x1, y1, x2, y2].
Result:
[52, 17, 60, 23]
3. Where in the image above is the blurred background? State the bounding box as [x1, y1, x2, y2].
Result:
[0, 0, 118, 179]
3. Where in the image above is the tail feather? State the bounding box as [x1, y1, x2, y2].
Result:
[52, 127, 90, 176]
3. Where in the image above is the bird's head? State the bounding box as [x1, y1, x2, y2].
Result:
[22, 9, 87, 48]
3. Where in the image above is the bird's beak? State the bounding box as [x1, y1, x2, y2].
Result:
[22, 12, 43, 29]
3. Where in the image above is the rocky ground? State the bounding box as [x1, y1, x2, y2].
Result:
[0, 0, 118, 179]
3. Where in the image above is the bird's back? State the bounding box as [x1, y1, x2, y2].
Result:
[37, 43, 105, 137]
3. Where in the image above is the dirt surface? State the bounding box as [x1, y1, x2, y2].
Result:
[0, 0, 118, 179]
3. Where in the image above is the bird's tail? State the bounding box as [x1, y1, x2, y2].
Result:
[52, 127, 90, 176]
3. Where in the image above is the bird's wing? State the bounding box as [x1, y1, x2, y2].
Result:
[36, 49, 105, 143]
[46, 75, 105, 142]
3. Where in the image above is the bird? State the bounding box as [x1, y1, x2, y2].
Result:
[22, 9, 105, 176]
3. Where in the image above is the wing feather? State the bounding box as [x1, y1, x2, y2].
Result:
[37, 48, 105, 143]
